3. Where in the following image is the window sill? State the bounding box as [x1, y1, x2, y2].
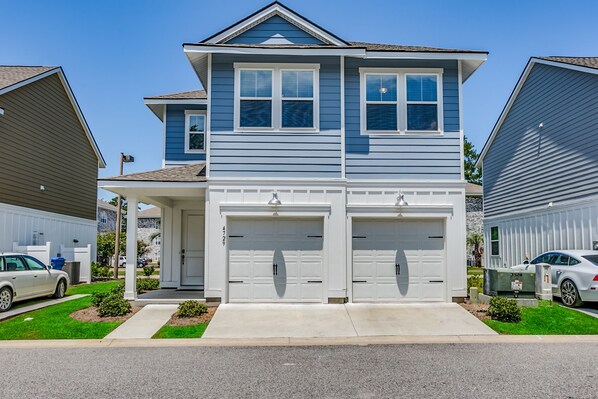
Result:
[184, 150, 206, 154]
[234, 128, 320, 134]
[361, 130, 444, 136]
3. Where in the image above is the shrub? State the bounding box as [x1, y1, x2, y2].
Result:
[136, 278, 160, 293]
[467, 275, 484, 295]
[111, 282, 125, 296]
[91, 291, 111, 307]
[91, 262, 112, 279]
[98, 294, 132, 317]
[487, 296, 522, 323]
[177, 300, 208, 318]
[142, 266, 155, 277]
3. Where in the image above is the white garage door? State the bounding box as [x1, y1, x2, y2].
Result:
[228, 218, 323, 303]
[352, 219, 445, 302]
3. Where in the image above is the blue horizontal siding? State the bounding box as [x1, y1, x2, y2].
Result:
[209, 54, 341, 178]
[164, 104, 207, 162]
[344, 58, 462, 180]
[483, 63, 598, 217]
[225, 15, 324, 45]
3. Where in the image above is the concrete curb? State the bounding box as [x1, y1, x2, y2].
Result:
[1, 335, 598, 349]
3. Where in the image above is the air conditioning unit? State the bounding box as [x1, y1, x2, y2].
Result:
[484, 268, 536, 298]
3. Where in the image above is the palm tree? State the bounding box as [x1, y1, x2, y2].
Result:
[467, 233, 484, 267]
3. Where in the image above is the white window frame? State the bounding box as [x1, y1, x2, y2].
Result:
[359, 68, 444, 135]
[490, 226, 500, 256]
[234, 63, 320, 132]
[184, 110, 207, 154]
[100, 212, 107, 224]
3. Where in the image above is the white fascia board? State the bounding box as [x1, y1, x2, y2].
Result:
[365, 51, 487, 61]
[0, 67, 106, 168]
[143, 98, 207, 105]
[204, 3, 347, 46]
[98, 180, 207, 189]
[534, 58, 598, 76]
[184, 44, 365, 57]
[475, 58, 536, 168]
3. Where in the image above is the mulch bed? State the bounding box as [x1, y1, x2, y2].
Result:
[70, 306, 141, 323]
[460, 302, 491, 321]
[166, 307, 217, 327]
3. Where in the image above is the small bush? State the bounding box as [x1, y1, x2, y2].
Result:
[177, 301, 208, 318]
[467, 275, 484, 295]
[136, 278, 160, 293]
[142, 266, 155, 277]
[487, 296, 522, 323]
[91, 262, 112, 279]
[91, 291, 111, 307]
[110, 282, 125, 296]
[98, 294, 132, 317]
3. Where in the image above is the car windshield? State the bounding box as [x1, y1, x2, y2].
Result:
[581, 255, 598, 266]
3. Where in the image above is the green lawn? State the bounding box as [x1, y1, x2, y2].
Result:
[485, 301, 598, 335]
[66, 280, 121, 295]
[467, 267, 484, 276]
[153, 321, 210, 339]
[0, 296, 121, 340]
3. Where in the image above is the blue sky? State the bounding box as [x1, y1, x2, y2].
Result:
[2, 0, 598, 200]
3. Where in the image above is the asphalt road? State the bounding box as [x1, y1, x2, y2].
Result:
[1, 343, 596, 399]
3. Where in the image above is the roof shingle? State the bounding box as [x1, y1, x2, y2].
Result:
[102, 163, 206, 183]
[0, 66, 58, 91]
[538, 56, 598, 70]
[144, 89, 207, 100]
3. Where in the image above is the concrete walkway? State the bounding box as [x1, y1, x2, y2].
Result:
[0, 295, 87, 321]
[203, 303, 496, 339]
[105, 304, 178, 339]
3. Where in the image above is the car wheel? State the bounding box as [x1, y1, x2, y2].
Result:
[0, 287, 13, 312]
[561, 280, 583, 308]
[53, 279, 66, 299]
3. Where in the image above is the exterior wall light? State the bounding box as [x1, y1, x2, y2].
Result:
[268, 192, 282, 206]
[395, 193, 408, 207]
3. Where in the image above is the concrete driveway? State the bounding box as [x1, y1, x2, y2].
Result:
[202, 303, 496, 339]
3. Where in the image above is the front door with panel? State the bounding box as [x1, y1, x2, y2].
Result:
[181, 211, 205, 287]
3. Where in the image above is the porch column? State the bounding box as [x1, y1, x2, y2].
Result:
[124, 195, 138, 300]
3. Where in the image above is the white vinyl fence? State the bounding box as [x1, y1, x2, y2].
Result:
[12, 241, 52, 265]
[60, 244, 92, 283]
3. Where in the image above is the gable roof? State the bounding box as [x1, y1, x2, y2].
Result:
[97, 199, 117, 212]
[0, 66, 106, 168]
[476, 56, 598, 167]
[138, 207, 161, 218]
[202, 1, 348, 46]
[144, 90, 207, 120]
[102, 163, 206, 183]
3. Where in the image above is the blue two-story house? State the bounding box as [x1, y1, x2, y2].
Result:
[100, 2, 487, 303]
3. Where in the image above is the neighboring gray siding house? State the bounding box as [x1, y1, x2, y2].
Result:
[138, 207, 161, 261]
[0, 66, 105, 265]
[477, 57, 598, 268]
[97, 199, 117, 233]
[100, 2, 487, 304]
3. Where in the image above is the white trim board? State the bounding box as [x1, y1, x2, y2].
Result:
[0, 67, 106, 167]
[201, 3, 347, 46]
[476, 57, 598, 168]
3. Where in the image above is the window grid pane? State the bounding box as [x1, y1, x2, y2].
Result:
[282, 100, 314, 128]
[240, 70, 272, 98]
[240, 100, 272, 127]
[188, 115, 205, 132]
[366, 74, 397, 102]
[189, 133, 204, 150]
[366, 104, 397, 131]
[407, 104, 438, 131]
[282, 71, 313, 98]
[406, 75, 437, 102]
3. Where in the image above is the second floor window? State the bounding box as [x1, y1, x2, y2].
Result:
[100, 212, 107, 224]
[361, 69, 442, 134]
[235, 64, 319, 131]
[185, 111, 206, 153]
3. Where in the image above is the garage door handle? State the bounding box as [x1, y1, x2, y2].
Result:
[429, 280, 444, 283]
[353, 280, 367, 283]
[229, 280, 244, 284]
[273, 263, 278, 275]
[395, 264, 400, 275]
[307, 280, 322, 284]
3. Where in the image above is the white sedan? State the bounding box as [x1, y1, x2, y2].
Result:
[0, 253, 69, 312]
[511, 250, 598, 307]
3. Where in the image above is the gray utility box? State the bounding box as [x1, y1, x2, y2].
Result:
[484, 268, 536, 298]
[63, 261, 80, 285]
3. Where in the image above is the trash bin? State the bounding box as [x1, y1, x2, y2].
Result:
[51, 257, 66, 270]
[62, 261, 80, 285]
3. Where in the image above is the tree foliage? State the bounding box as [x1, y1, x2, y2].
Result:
[467, 232, 484, 268]
[464, 135, 482, 184]
[96, 231, 149, 264]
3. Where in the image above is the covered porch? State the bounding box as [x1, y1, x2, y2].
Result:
[98, 163, 207, 300]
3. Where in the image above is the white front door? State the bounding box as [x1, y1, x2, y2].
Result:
[181, 211, 205, 287]
[352, 219, 446, 302]
[228, 218, 323, 303]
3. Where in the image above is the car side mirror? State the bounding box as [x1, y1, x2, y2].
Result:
[47, 265, 53, 270]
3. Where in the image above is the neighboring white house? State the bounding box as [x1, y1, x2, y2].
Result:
[477, 56, 598, 268]
[99, 2, 487, 303]
[138, 207, 161, 261]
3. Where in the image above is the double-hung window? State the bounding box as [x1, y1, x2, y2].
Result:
[361, 69, 442, 134]
[235, 64, 319, 131]
[490, 226, 500, 256]
[185, 110, 206, 153]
